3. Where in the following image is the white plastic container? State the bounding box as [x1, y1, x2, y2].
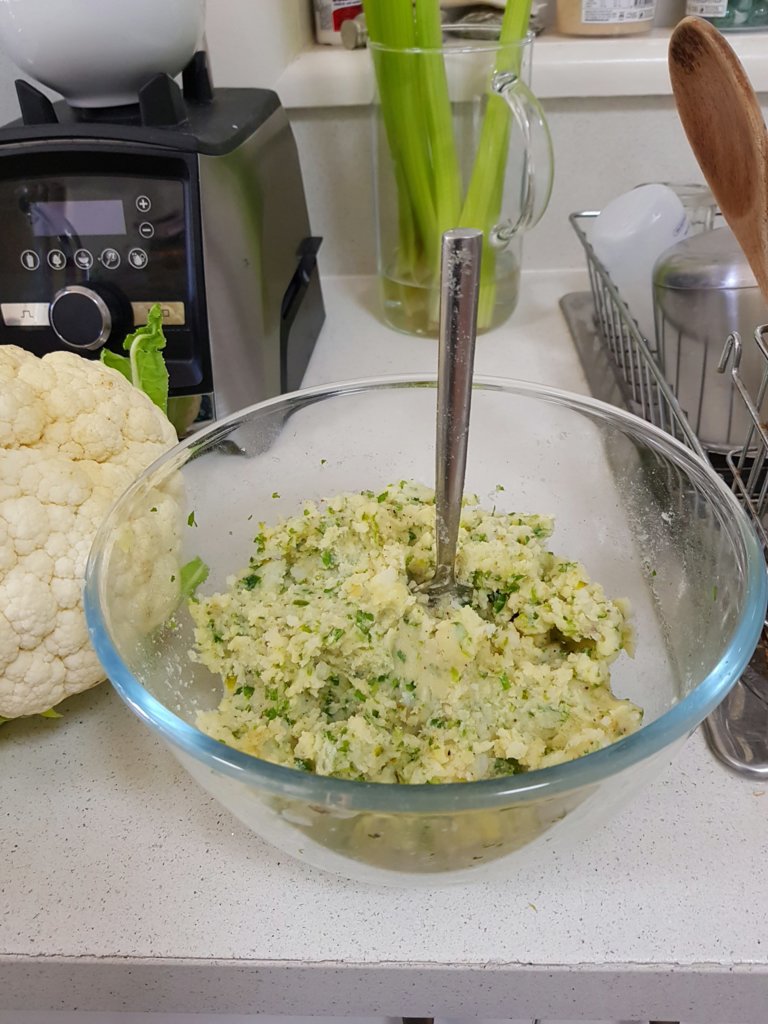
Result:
[589, 184, 690, 343]
[313, 0, 364, 45]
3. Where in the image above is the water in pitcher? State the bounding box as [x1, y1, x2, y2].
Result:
[380, 246, 521, 338]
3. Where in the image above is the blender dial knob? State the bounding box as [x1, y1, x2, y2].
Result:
[49, 285, 115, 351]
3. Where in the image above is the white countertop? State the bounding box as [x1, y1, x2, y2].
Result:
[2, 272, 768, 1022]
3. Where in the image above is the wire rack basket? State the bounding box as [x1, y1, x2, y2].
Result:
[719, 326, 768, 552]
[567, 212, 704, 456]
[566, 210, 768, 780]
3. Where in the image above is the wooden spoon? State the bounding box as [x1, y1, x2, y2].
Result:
[669, 16, 768, 301]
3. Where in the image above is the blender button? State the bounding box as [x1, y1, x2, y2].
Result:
[47, 249, 66, 270]
[128, 247, 149, 270]
[1, 302, 50, 326]
[136, 195, 151, 213]
[20, 250, 40, 271]
[100, 248, 121, 269]
[74, 248, 93, 270]
[131, 301, 185, 326]
[138, 222, 154, 239]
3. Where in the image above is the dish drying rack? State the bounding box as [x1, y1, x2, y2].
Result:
[562, 211, 768, 781]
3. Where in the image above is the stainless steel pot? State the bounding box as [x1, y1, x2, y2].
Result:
[653, 226, 768, 451]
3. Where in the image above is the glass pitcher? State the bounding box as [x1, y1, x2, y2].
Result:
[370, 27, 554, 337]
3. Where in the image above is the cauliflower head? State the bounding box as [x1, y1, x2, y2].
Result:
[0, 346, 178, 719]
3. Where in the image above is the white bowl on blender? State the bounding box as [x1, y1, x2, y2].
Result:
[0, 0, 206, 108]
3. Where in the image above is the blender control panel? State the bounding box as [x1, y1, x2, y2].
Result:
[0, 154, 210, 395]
[0, 175, 186, 306]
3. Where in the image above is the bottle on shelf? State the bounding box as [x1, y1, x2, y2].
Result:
[556, 0, 657, 35]
[313, 0, 364, 45]
[686, 0, 768, 30]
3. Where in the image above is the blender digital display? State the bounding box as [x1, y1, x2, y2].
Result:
[29, 199, 127, 236]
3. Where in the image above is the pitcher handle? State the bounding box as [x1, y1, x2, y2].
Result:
[491, 70, 554, 239]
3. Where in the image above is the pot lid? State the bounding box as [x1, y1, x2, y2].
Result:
[653, 226, 758, 291]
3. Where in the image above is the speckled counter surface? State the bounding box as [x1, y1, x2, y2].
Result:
[2, 273, 767, 1023]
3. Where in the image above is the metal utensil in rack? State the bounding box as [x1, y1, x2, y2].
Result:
[563, 212, 702, 455]
[707, 326, 768, 780]
[563, 209, 768, 779]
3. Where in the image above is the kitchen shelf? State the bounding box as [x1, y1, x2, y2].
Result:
[274, 28, 768, 107]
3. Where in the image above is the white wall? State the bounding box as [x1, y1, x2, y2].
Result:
[205, 0, 312, 88]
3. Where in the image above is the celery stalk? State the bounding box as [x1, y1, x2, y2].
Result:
[413, 0, 461, 236]
[367, 0, 438, 273]
[460, 96, 511, 328]
[459, 0, 533, 328]
[413, 0, 462, 329]
[504, 0, 535, 52]
[365, 0, 418, 287]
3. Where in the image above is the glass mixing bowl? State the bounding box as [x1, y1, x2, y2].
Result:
[84, 377, 767, 886]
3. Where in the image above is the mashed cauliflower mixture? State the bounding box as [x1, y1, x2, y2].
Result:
[192, 482, 641, 783]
